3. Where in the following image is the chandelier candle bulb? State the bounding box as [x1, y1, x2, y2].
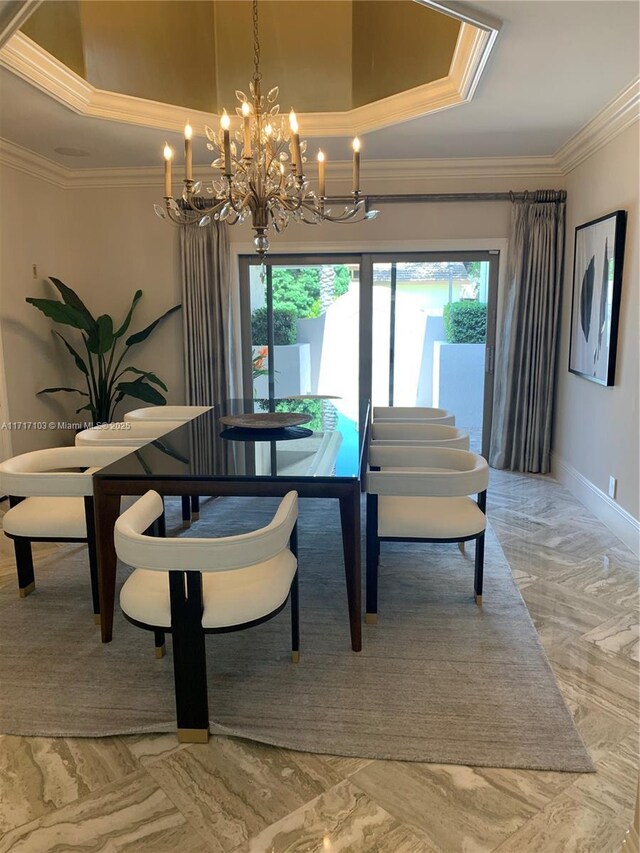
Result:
[352, 137, 360, 195]
[163, 142, 173, 197]
[289, 109, 302, 172]
[241, 101, 252, 158]
[264, 123, 273, 160]
[220, 110, 232, 176]
[317, 150, 326, 199]
[184, 122, 193, 181]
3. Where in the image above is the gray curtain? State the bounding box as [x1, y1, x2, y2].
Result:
[179, 220, 230, 472]
[489, 190, 566, 474]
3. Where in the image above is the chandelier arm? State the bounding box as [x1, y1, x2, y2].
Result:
[181, 193, 227, 216]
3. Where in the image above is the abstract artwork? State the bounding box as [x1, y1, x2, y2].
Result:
[569, 210, 627, 386]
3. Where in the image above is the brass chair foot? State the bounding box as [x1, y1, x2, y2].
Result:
[182, 520, 191, 529]
[458, 542, 465, 554]
[191, 512, 200, 521]
[177, 728, 209, 744]
[365, 613, 378, 625]
[475, 594, 483, 606]
[94, 614, 102, 625]
[291, 651, 300, 664]
[18, 582, 35, 598]
[155, 644, 166, 659]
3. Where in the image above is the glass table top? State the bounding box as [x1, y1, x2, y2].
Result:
[95, 398, 370, 482]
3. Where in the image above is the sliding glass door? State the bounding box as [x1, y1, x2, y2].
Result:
[239, 251, 499, 456]
[370, 253, 498, 453]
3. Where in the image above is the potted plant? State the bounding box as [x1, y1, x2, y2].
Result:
[27, 277, 181, 424]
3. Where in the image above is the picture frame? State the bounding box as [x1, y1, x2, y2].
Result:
[568, 210, 627, 386]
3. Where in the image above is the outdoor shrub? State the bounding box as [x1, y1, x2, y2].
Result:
[251, 306, 297, 346]
[443, 301, 487, 344]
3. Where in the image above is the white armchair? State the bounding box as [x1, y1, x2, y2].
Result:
[373, 406, 455, 425]
[366, 445, 488, 623]
[75, 421, 179, 446]
[123, 406, 211, 422]
[371, 422, 469, 449]
[114, 489, 300, 743]
[0, 446, 128, 619]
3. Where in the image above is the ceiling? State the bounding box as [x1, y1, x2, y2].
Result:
[20, 1, 461, 113]
[0, 0, 638, 170]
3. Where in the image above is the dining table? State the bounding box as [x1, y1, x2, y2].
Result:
[93, 397, 370, 652]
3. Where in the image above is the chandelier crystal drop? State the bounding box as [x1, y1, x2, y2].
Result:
[154, 0, 378, 256]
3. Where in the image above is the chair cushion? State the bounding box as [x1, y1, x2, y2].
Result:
[378, 495, 486, 539]
[2, 496, 87, 539]
[120, 550, 297, 629]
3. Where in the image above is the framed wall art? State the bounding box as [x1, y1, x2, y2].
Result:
[569, 210, 627, 386]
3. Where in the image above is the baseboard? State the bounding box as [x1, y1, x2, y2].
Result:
[551, 454, 640, 556]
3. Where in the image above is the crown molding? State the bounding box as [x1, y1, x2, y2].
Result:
[0, 70, 634, 190]
[0, 0, 43, 49]
[555, 76, 640, 174]
[0, 136, 68, 187]
[0, 17, 499, 137]
[0, 139, 562, 190]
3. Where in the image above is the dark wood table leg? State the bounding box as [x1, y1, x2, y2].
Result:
[94, 490, 122, 643]
[339, 486, 362, 652]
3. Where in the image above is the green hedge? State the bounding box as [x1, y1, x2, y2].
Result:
[251, 307, 297, 346]
[443, 301, 487, 344]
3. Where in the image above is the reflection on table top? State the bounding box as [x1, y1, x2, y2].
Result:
[95, 398, 370, 482]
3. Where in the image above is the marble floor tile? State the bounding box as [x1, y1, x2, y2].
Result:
[0, 770, 211, 853]
[519, 579, 619, 636]
[316, 754, 374, 778]
[0, 734, 139, 835]
[553, 551, 640, 610]
[550, 639, 639, 725]
[581, 610, 639, 662]
[118, 732, 190, 766]
[491, 791, 631, 853]
[350, 760, 541, 852]
[146, 736, 343, 852]
[567, 697, 637, 763]
[566, 733, 638, 818]
[240, 780, 432, 853]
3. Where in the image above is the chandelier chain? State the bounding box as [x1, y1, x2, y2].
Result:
[252, 0, 262, 83]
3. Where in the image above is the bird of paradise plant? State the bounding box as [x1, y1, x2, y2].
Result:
[27, 277, 181, 424]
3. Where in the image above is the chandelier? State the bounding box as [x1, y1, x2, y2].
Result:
[154, 0, 378, 255]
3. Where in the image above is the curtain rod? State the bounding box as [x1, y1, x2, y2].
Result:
[328, 190, 566, 204]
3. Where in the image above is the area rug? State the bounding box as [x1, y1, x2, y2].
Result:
[0, 496, 593, 772]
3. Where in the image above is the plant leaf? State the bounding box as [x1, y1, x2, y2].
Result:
[116, 378, 167, 405]
[134, 450, 152, 476]
[76, 403, 97, 415]
[37, 387, 89, 396]
[54, 331, 89, 375]
[114, 290, 143, 338]
[86, 314, 114, 355]
[119, 366, 168, 391]
[151, 438, 189, 465]
[125, 304, 181, 347]
[48, 277, 97, 331]
[26, 298, 92, 332]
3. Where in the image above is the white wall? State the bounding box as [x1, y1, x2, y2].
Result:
[0, 165, 77, 454]
[552, 121, 639, 545]
[0, 172, 183, 454]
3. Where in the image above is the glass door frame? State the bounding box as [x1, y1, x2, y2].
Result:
[238, 253, 362, 402]
[238, 250, 500, 458]
[363, 251, 499, 458]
